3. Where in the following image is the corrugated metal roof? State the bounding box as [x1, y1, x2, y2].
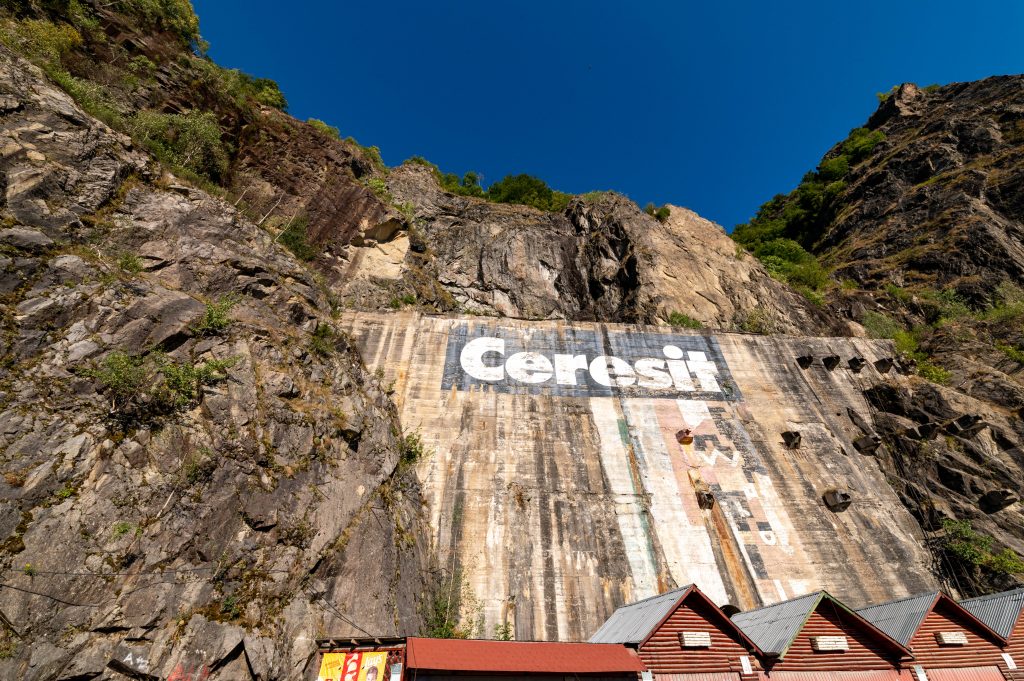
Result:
[589, 585, 694, 644]
[730, 591, 824, 657]
[767, 671, 908, 681]
[654, 673, 739, 681]
[921, 666, 1006, 681]
[404, 637, 646, 673]
[856, 592, 941, 646]
[960, 588, 1024, 640]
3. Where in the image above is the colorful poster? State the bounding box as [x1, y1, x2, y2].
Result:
[319, 652, 389, 681]
[358, 652, 388, 681]
[318, 653, 346, 681]
[319, 652, 360, 681]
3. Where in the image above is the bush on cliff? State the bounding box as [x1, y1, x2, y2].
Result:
[130, 109, 230, 183]
[733, 126, 886, 291]
[486, 173, 571, 212]
[113, 0, 200, 45]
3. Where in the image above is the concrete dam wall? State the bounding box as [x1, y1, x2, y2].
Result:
[341, 312, 938, 642]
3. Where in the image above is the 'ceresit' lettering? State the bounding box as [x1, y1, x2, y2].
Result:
[458, 336, 720, 392]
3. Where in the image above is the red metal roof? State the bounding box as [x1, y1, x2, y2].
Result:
[404, 637, 646, 674]
[922, 667, 1007, 681]
[767, 672, 911, 681]
[653, 673, 740, 681]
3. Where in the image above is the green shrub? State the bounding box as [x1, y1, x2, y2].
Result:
[893, 329, 923, 358]
[737, 308, 776, 335]
[861, 311, 903, 339]
[310, 323, 335, 357]
[423, 567, 479, 639]
[409, 157, 571, 213]
[112, 521, 135, 538]
[130, 110, 229, 183]
[127, 55, 157, 76]
[367, 177, 391, 201]
[996, 343, 1024, 364]
[884, 283, 913, 303]
[818, 156, 850, 181]
[345, 137, 385, 169]
[399, 431, 426, 466]
[486, 174, 571, 212]
[916, 361, 951, 385]
[667, 312, 703, 329]
[112, 0, 200, 45]
[942, 518, 1024, 575]
[192, 295, 237, 336]
[0, 18, 82, 64]
[388, 294, 416, 309]
[245, 75, 287, 110]
[86, 351, 146, 407]
[118, 253, 142, 273]
[796, 285, 826, 306]
[404, 156, 437, 169]
[155, 355, 237, 410]
[748, 238, 828, 291]
[437, 170, 485, 198]
[46, 67, 123, 128]
[919, 287, 972, 323]
[307, 118, 340, 139]
[984, 282, 1024, 324]
[841, 127, 886, 162]
[494, 621, 514, 641]
[278, 216, 317, 261]
[644, 203, 671, 222]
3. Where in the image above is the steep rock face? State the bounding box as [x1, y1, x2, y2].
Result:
[818, 79, 1024, 293]
[232, 109, 403, 251]
[336, 164, 838, 335]
[757, 77, 1024, 594]
[0, 49, 428, 678]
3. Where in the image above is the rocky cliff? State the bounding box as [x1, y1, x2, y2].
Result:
[0, 47, 428, 679]
[0, 0, 1022, 677]
[737, 78, 1024, 596]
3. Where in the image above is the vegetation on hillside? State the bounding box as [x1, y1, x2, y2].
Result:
[0, 0, 284, 190]
[859, 281, 1024, 385]
[732, 127, 886, 297]
[941, 519, 1024, 584]
[405, 157, 572, 213]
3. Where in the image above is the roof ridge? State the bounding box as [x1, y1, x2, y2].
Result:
[731, 590, 823, 618]
[856, 590, 941, 612]
[960, 586, 1024, 604]
[615, 584, 692, 608]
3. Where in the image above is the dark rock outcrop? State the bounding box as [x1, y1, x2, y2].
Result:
[0, 48, 428, 679]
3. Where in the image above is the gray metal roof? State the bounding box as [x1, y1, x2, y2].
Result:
[730, 591, 823, 657]
[856, 592, 940, 646]
[588, 585, 693, 644]
[960, 587, 1024, 639]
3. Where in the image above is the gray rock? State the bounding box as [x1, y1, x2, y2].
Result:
[0, 226, 52, 252]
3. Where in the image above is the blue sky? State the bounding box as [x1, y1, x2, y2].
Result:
[193, 1, 1024, 229]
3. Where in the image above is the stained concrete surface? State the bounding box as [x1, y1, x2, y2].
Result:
[342, 312, 938, 642]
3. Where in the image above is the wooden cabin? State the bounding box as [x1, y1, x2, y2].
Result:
[858, 592, 1008, 681]
[730, 591, 910, 677]
[589, 584, 763, 681]
[961, 587, 1024, 681]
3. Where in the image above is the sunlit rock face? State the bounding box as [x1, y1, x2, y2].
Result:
[344, 311, 938, 641]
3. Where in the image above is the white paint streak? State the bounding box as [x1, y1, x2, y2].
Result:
[623, 399, 726, 602]
[590, 398, 660, 599]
